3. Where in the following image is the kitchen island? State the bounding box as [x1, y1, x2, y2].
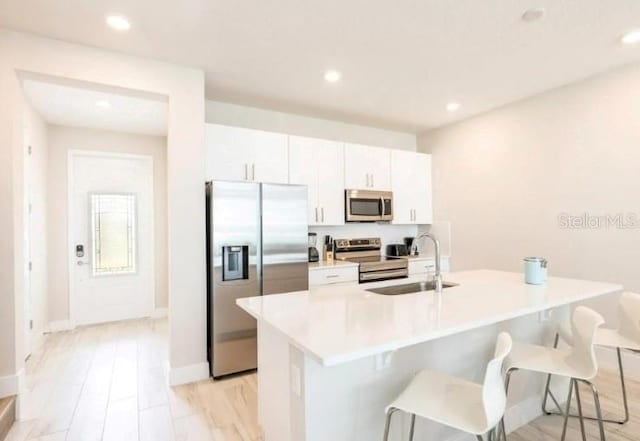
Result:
[237, 270, 622, 441]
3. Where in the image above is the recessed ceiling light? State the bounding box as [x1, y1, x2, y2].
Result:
[521, 8, 545, 23]
[324, 70, 341, 83]
[96, 100, 111, 109]
[621, 29, 640, 45]
[106, 15, 131, 31]
[446, 102, 460, 113]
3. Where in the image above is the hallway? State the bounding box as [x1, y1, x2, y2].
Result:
[6, 319, 261, 441]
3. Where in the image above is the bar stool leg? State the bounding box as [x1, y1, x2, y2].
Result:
[382, 408, 398, 441]
[616, 348, 630, 424]
[573, 379, 587, 441]
[498, 368, 516, 441]
[408, 414, 416, 441]
[585, 381, 606, 441]
[542, 333, 560, 415]
[560, 378, 574, 441]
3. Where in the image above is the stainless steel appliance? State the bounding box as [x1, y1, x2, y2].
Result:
[334, 237, 408, 283]
[386, 243, 409, 257]
[345, 189, 393, 222]
[206, 181, 309, 378]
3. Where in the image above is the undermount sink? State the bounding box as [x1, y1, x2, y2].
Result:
[366, 281, 459, 296]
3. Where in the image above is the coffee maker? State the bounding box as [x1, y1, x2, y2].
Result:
[404, 237, 418, 256]
[308, 232, 319, 262]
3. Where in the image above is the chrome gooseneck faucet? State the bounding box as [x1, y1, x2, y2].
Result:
[412, 232, 442, 293]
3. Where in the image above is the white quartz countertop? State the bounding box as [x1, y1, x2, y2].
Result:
[308, 260, 359, 271]
[237, 270, 622, 366]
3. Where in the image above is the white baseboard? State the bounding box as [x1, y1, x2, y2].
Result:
[596, 346, 640, 380]
[151, 307, 168, 318]
[0, 369, 23, 399]
[47, 319, 76, 333]
[168, 362, 209, 386]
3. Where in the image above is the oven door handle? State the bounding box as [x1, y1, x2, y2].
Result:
[360, 269, 408, 282]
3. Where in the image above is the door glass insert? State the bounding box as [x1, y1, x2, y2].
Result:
[91, 193, 136, 276]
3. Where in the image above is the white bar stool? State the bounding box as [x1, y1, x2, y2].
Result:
[542, 292, 640, 425]
[500, 306, 605, 441]
[382, 333, 512, 441]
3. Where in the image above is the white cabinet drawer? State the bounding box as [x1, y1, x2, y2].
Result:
[309, 266, 358, 286]
[408, 258, 450, 276]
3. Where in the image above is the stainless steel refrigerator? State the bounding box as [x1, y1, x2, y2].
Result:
[206, 181, 309, 378]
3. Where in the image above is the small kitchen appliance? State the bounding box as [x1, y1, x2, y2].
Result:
[308, 232, 319, 262]
[345, 189, 393, 222]
[524, 257, 548, 285]
[386, 243, 409, 257]
[404, 237, 418, 256]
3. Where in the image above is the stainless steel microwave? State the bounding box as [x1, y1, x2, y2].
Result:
[345, 189, 393, 222]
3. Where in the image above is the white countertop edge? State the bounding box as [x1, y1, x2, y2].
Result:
[308, 260, 359, 270]
[239, 276, 623, 367]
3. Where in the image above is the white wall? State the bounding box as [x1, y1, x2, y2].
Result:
[418, 62, 640, 320]
[0, 29, 205, 388]
[206, 100, 417, 151]
[22, 97, 48, 348]
[46, 126, 168, 324]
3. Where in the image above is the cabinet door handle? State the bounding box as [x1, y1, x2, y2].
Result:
[321, 207, 324, 222]
[315, 207, 319, 223]
[251, 163, 256, 181]
[326, 274, 340, 279]
[413, 209, 416, 221]
[365, 174, 370, 187]
[244, 163, 248, 180]
[371, 174, 374, 187]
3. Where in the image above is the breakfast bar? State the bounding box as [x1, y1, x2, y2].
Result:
[237, 270, 622, 441]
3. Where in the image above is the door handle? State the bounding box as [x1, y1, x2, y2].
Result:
[315, 207, 319, 222]
[252, 163, 256, 181]
[371, 174, 374, 187]
[77, 260, 91, 266]
[244, 163, 248, 180]
[321, 207, 324, 222]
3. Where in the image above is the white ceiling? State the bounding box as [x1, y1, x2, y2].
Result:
[22, 79, 168, 136]
[3, 0, 640, 132]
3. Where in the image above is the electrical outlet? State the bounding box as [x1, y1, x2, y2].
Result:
[375, 351, 395, 370]
[290, 363, 302, 397]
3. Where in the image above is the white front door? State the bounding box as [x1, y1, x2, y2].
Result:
[70, 151, 154, 325]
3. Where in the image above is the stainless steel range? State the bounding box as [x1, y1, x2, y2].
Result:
[334, 237, 408, 283]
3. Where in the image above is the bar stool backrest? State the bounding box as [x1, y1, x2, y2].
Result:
[618, 292, 640, 344]
[482, 332, 512, 429]
[567, 306, 605, 379]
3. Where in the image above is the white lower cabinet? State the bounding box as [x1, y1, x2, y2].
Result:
[407, 257, 450, 276]
[289, 135, 344, 225]
[309, 266, 358, 286]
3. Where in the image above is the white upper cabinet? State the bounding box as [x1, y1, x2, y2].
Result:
[289, 135, 345, 225]
[205, 124, 289, 184]
[344, 143, 391, 191]
[391, 150, 433, 224]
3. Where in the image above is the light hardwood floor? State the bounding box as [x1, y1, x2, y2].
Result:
[5, 318, 639, 441]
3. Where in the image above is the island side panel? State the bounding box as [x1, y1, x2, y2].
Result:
[301, 313, 556, 441]
[257, 321, 296, 441]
